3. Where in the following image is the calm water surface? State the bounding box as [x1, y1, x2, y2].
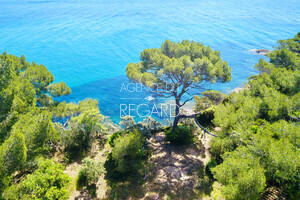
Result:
[1, 0, 299, 122]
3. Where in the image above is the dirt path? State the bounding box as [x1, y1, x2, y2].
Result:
[143, 132, 210, 199]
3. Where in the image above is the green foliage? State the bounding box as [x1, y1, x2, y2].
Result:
[255, 58, 273, 74]
[119, 116, 162, 137]
[126, 40, 231, 127]
[266, 139, 299, 197]
[111, 130, 144, 174]
[210, 131, 243, 163]
[0, 51, 72, 123]
[250, 125, 300, 198]
[212, 147, 266, 200]
[51, 101, 79, 118]
[127, 39, 232, 85]
[3, 159, 71, 200]
[277, 32, 300, 53]
[205, 159, 217, 176]
[0, 77, 36, 141]
[165, 126, 194, 145]
[194, 90, 227, 111]
[268, 49, 300, 70]
[213, 91, 261, 133]
[210, 33, 300, 199]
[0, 52, 73, 197]
[0, 132, 27, 196]
[0, 53, 108, 198]
[103, 118, 120, 134]
[10, 108, 57, 159]
[196, 106, 216, 127]
[0, 77, 36, 120]
[47, 81, 71, 97]
[61, 99, 105, 160]
[0, 52, 74, 144]
[0, 175, 10, 199]
[119, 116, 135, 130]
[269, 68, 300, 95]
[24, 62, 54, 95]
[261, 120, 300, 146]
[77, 157, 105, 187]
[136, 116, 162, 136]
[0, 132, 27, 175]
[108, 131, 123, 147]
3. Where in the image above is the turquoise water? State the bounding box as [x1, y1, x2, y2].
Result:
[1, 0, 300, 122]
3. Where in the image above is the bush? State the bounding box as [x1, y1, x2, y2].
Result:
[205, 159, 217, 177]
[119, 116, 136, 130]
[136, 116, 162, 137]
[111, 130, 144, 174]
[118, 116, 162, 137]
[77, 157, 105, 188]
[197, 106, 215, 128]
[62, 109, 104, 160]
[3, 159, 71, 200]
[212, 148, 266, 200]
[165, 126, 194, 145]
[108, 131, 123, 147]
[194, 90, 227, 112]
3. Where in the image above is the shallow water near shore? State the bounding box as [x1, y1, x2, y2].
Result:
[1, 0, 300, 122]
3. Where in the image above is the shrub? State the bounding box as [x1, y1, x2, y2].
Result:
[111, 130, 144, 174]
[62, 108, 104, 160]
[212, 148, 266, 200]
[165, 126, 194, 145]
[136, 116, 162, 137]
[77, 157, 105, 188]
[194, 90, 227, 111]
[108, 131, 123, 147]
[119, 116, 136, 130]
[3, 159, 71, 200]
[205, 159, 217, 176]
[197, 106, 216, 128]
[118, 116, 162, 137]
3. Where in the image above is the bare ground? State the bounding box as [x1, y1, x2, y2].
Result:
[66, 132, 212, 200]
[142, 132, 211, 200]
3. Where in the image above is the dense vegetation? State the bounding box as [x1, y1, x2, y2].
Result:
[3, 159, 71, 200]
[202, 33, 300, 199]
[0, 33, 299, 199]
[0, 52, 107, 199]
[110, 130, 145, 174]
[165, 126, 194, 145]
[77, 157, 105, 195]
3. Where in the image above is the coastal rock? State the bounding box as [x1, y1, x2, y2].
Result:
[213, 127, 222, 132]
[250, 49, 272, 55]
[231, 87, 244, 93]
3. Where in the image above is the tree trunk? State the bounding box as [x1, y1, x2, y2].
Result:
[173, 115, 180, 129]
[171, 100, 218, 137]
[172, 98, 181, 130]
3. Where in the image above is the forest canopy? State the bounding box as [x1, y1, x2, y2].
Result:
[208, 32, 300, 199]
[0, 52, 106, 199]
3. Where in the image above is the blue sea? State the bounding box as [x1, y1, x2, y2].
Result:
[1, 0, 299, 122]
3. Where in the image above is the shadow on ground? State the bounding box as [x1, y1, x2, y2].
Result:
[143, 132, 212, 199]
[102, 132, 214, 200]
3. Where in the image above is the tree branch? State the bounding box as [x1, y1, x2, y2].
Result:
[180, 97, 194, 107]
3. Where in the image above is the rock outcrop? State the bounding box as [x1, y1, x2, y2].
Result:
[250, 49, 272, 55]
